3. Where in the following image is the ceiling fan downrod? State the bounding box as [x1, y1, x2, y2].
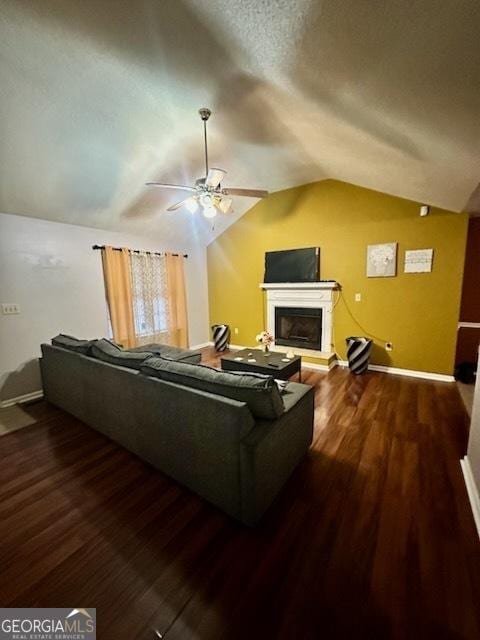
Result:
[199, 108, 211, 178]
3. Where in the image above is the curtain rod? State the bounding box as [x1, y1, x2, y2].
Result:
[92, 245, 188, 258]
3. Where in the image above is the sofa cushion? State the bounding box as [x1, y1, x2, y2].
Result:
[127, 343, 201, 364]
[141, 357, 284, 420]
[156, 345, 202, 364]
[91, 339, 152, 370]
[51, 334, 97, 355]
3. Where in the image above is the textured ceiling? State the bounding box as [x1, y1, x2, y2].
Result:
[1, 0, 480, 248]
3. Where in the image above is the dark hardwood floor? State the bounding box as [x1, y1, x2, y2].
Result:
[1, 347, 479, 639]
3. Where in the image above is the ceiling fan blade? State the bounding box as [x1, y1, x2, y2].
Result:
[145, 182, 197, 193]
[221, 188, 268, 198]
[167, 196, 198, 212]
[218, 198, 233, 213]
[205, 168, 226, 188]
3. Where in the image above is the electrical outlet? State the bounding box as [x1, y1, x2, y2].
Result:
[355, 293, 362, 302]
[234, 327, 239, 335]
[385, 342, 393, 351]
[1, 303, 20, 315]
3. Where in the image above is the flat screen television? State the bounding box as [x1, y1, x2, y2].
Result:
[264, 247, 320, 283]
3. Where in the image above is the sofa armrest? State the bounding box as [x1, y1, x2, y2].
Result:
[239, 383, 314, 524]
[280, 381, 314, 414]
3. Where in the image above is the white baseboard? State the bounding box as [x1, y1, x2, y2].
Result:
[302, 361, 336, 372]
[0, 390, 44, 409]
[191, 341, 246, 351]
[369, 364, 454, 382]
[205, 346, 454, 382]
[336, 360, 454, 382]
[460, 456, 480, 540]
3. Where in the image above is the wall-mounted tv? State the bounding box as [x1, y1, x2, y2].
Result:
[264, 247, 320, 283]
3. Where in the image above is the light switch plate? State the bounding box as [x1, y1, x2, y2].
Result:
[355, 293, 362, 302]
[1, 303, 20, 315]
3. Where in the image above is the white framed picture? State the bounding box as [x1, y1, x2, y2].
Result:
[366, 243, 397, 277]
[404, 249, 434, 273]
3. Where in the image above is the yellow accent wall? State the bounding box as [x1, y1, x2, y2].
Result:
[207, 180, 468, 375]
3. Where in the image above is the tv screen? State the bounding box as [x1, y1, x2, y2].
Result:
[264, 248, 320, 283]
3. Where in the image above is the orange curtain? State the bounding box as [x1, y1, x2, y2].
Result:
[101, 246, 137, 348]
[165, 253, 189, 348]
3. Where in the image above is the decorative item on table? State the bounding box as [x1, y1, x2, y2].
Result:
[256, 330, 274, 354]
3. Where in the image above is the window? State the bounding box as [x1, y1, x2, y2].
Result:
[130, 252, 170, 343]
[100, 245, 188, 348]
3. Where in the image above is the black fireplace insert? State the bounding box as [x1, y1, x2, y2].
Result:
[274, 307, 322, 351]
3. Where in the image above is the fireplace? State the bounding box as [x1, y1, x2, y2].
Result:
[275, 306, 322, 351]
[260, 281, 338, 357]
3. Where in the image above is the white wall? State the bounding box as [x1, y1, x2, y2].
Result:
[0, 212, 209, 403]
[469, 377, 480, 486]
[464, 353, 480, 533]
[467, 351, 480, 496]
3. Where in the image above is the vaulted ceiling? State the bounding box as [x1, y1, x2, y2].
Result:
[1, 0, 480, 248]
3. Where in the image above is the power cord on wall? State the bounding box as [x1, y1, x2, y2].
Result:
[338, 289, 390, 344]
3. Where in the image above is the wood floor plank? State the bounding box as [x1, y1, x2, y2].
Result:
[0, 347, 478, 639]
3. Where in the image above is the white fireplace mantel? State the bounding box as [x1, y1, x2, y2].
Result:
[259, 281, 339, 358]
[259, 281, 338, 291]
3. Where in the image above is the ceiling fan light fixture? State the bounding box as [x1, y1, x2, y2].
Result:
[203, 205, 217, 219]
[218, 198, 233, 213]
[200, 193, 213, 208]
[185, 197, 199, 213]
[205, 168, 226, 189]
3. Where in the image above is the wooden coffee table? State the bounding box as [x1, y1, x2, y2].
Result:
[220, 348, 302, 382]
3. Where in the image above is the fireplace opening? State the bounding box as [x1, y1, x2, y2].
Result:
[275, 307, 322, 351]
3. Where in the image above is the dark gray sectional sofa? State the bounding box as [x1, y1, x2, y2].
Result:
[40, 337, 314, 525]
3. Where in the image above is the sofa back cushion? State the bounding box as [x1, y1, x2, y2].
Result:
[91, 339, 152, 370]
[127, 343, 202, 364]
[141, 357, 284, 420]
[52, 334, 97, 355]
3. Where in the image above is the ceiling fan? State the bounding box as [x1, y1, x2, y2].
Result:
[145, 108, 269, 218]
